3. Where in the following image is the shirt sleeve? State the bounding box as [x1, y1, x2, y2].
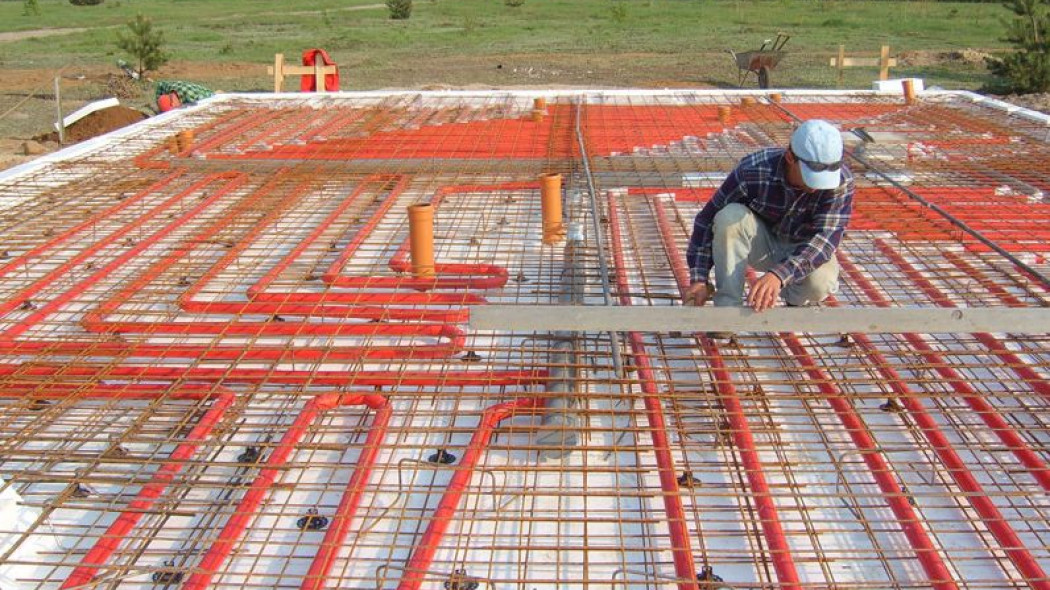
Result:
[769, 171, 855, 284]
[687, 167, 747, 284]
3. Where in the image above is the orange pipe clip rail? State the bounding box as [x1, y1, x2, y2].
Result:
[397, 397, 540, 590]
[837, 253, 1050, 492]
[608, 193, 700, 589]
[647, 196, 799, 589]
[183, 393, 390, 590]
[874, 239, 1050, 399]
[54, 385, 236, 589]
[776, 328, 958, 589]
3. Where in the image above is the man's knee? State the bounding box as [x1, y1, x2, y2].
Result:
[713, 203, 753, 237]
[785, 259, 839, 306]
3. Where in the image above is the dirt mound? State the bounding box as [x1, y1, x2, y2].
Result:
[36, 105, 148, 144]
[947, 49, 994, 65]
[898, 49, 993, 67]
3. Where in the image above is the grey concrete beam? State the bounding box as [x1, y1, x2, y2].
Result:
[470, 305, 1050, 334]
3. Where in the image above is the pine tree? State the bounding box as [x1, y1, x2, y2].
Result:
[386, 0, 412, 19]
[987, 0, 1050, 93]
[116, 14, 170, 78]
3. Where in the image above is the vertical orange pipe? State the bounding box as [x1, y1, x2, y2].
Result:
[717, 106, 732, 127]
[531, 97, 547, 122]
[407, 203, 435, 278]
[540, 173, 564, 244]
[902, 79, 916, 104]
[177, 129, 195, 152]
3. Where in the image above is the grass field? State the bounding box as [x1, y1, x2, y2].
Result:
[0, 0, 1011, 90]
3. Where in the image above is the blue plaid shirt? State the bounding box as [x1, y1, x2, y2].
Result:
[687, 148, 854, 285]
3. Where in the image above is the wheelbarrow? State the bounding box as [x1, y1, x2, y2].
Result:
[727, 32, 790, 89]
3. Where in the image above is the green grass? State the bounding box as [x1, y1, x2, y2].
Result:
[0, 0, 1014, 90]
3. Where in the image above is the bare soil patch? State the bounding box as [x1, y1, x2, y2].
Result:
[0, 27, 89, 43]
[898, 48, 995, 68]
[1, 61, 263, 93]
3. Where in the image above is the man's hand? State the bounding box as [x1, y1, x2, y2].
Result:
[684, 281, 711, 307]
[747, 272, 783, 312]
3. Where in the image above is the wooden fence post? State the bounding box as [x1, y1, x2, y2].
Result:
[837, 45, 846, 87]
[272, 53, 285, 93]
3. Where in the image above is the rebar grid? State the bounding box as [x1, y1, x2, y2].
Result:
[0, 91, 1048, 589]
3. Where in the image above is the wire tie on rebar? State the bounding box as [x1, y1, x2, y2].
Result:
[296, 507, 329, 531]
[101, 444, 130, 459]
[460, 351, 482, 363]
[444, 568, 480, 590]
[677, 472, 702, 488]
[427, 449, 457, 465]
[879, 398, 904, 413]
[19, 300, 36, 311]
[269, 315, 286, 322]
[151, 560, 183, 585]
[717, 419, 733, 446]
[237, 446, 261, 464]
[901, 484, 916, 506]
[29, 398, 51, 411]
[697, 565, 725, 586]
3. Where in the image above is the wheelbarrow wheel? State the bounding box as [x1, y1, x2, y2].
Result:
[757, 66, 771, 89]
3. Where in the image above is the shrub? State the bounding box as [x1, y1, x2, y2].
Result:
[23, 0, 40, 16]
[386, 0, 412, 19]
[505, 0, 524, 6]
[116, 14, 170, 78]
[986, 0, 1050, 93]
[69, 0, 105, 5]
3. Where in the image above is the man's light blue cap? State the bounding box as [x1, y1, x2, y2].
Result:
[790, 119, 843, 190]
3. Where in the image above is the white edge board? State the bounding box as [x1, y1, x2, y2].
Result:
[54, 97, 120, 131]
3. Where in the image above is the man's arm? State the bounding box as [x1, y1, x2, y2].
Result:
[686, 168, 747, 286]
[769, 172, 855, 284]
